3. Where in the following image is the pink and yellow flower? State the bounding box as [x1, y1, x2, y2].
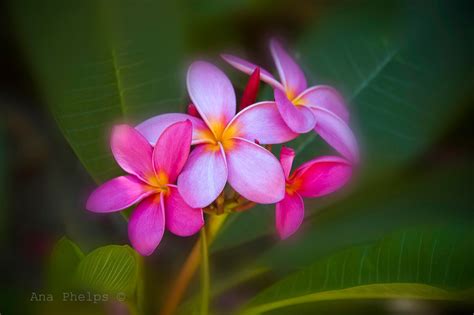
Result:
[86, 121, 203, 256]
[276, 147, 352, 239]
[222, 39, 359, 162]
[137, 61, 298, 208]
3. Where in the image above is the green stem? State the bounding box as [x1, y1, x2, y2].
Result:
[200, 228, 210, 315]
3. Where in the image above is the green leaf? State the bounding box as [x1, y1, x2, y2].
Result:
[211, 1, 474, 253]
[10, 0, 185, 182]
[48, 237, 85, 291]
[240, 226, 474, 314]
[76, 245, 138, 296]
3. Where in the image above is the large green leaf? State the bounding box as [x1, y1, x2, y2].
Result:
[239, 226, 474, 314]
[211, 0, 474, 253]
[76, 245, 138, 296]
[10, 0, 185, 182]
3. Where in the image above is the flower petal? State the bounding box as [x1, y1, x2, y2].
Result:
[280, 146, 295, 179]
[292, 156, 352, 198]
[187, 61, 236, 132]
[295, 85, 349, 123]
[225, 101, 298, 144]
[311, 106, 359, 162]
[128, 194, 165, 256]
[239, 67, 261, 110]
[164, 185, 204, 237]
[274, 89, 315, 133]
[221, 54, 284, 90]
[86, 176, 153, 213]
[177, 144, 228, 208]
[136, 113, 212, 145]
[153, 120, 193, 184]
[275, 192, 304, 239]
[226, 138, 285, 204]
[270, 39, 307, 97]
[111, 125, 154, 183]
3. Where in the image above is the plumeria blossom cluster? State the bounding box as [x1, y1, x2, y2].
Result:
[87, 39, 357, 256]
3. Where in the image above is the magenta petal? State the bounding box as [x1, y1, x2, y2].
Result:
[270, 39, 307, 97]
[311, 107, 359, 162]
[226, 101, 298, 144]
[226, 138, 285, 204]
[136, 113, 210, 145]
[276, 192, 305, 239]
[86, 176, 153, 213]
[187, 61, 236, 129]
[177, 144, 228, 208]
[274, 89, 315, 133]
[164, 185, 204, 237]
[111, 125, 154, 183]
[280, 146, 295, 179]
[292, 156, 352, 198]
[221, 54, 285, 91]
[128, 194, 165, 256]
[153, 120, 193, 183]
[295, 85, 349, 123]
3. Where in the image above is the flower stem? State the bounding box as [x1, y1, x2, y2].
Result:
[160, 214, 228, 315]
[199, 227, 209, 315]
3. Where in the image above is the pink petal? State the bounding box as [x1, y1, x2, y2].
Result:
[221, 54, 284, 90]
[111, 125, 154, 183]
[128, 194, 165, 256]
[187, 61, 236, 131]
[136, 113, 211, 145]
[164, 185, 204, 236]
[177, 144, 228, 208]
[226, 138, 285, 204]
[311, 106, 359, 163]
[226, 101, 298, 144]
[270, 39, 307, 98]
[153, 120, 193, 184]
[295, 85, 349, 123]
[276, 192, 305, 240]
[280, 146, 295, 179]
[86, 175, 153, 213]
[274, 89, 316, 133]
[292, 156, 352, 198]
[239, 67, 261, 110]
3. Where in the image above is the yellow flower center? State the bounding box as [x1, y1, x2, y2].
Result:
[205, 117, 239, 152]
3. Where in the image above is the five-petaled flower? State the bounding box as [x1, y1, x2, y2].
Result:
[136, 61, 298, 208]
[222, 39, 359, 162]
[276, 147, 352, 239]
[86, 121, 204, 256]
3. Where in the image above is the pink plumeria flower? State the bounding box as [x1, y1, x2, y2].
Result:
[86, 121, 204, 256]
[222, 39, 359, 162]
[276, 147, 352, 239]
[136, 61, 298, 208]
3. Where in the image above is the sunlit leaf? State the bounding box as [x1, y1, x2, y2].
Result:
[76, 245, 138, 296]
[240, 226, 474, 314]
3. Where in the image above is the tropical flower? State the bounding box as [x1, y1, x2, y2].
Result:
[86, 121, 204, 256]
[136, 61, 298, 208]
[222, 39, 359, 162]
[276, 146, 352, 239]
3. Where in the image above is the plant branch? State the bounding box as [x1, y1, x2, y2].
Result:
[199, 228, 209, 315]
[160, 214, 228, 315]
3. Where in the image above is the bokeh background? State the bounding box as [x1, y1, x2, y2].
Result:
[1, 0, 473, 314]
